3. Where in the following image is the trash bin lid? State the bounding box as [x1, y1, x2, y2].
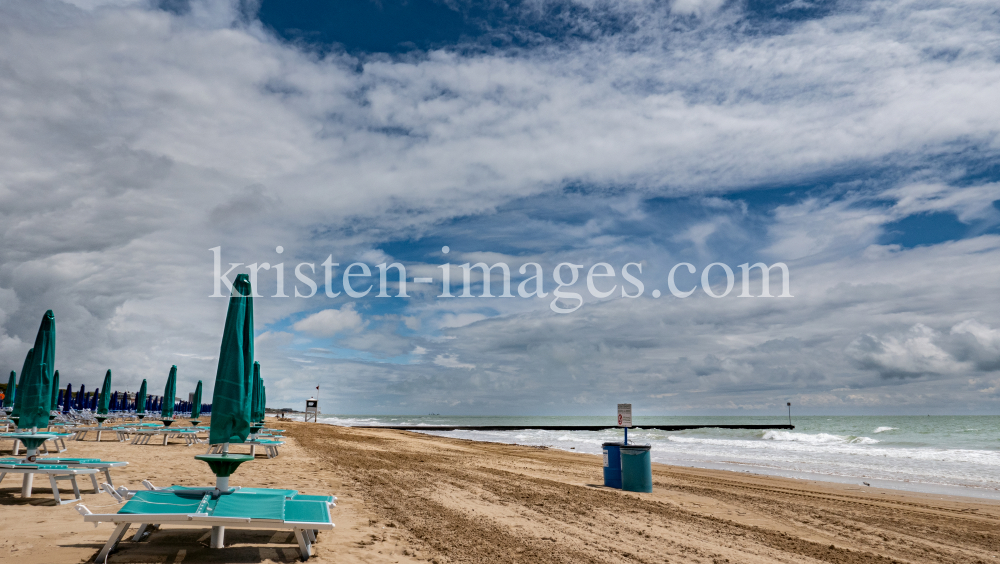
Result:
[602, 442, 624, 447]
[620, 444, 651, 452]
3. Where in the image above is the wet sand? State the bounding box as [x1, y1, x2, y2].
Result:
[2, 420, 999, 563]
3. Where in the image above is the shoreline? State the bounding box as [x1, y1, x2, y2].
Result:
[2, 420, 1000, 563]
[301, 416, 1000, 502]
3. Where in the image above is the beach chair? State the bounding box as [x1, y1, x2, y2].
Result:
[134, 480, 336, 506]
[3, 433, 70, 455]
[0, 457, 127, 489]
[0, 461, 99, 504]
[207, 438, 284, 458]
[77, 489, 334, 560]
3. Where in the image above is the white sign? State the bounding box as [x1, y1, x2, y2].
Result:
[617, 403, 632, 427]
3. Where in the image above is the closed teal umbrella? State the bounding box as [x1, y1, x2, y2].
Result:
[10, 349, 32, 422]
[17, 311, 56, 431]
[191, 380, 203, 421]
[197, 274, 255, 497]
[251, 361, 263, 425]
[208, 274, 254, 446]
[50, 370, 59, 414]
[98, 370, 112, 415]
[4, 371, 15, 409]
[162, 366, 177, 421]
[136, 379, 147, 417]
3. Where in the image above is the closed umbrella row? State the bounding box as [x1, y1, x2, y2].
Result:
[4, 371, 214, 420]
[5, 275, 269, 458]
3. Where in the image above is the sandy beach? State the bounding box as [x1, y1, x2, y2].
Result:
[2, 420, 999, 563]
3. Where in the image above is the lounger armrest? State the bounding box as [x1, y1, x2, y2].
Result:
[285, 521, 336, 530]
[77, 505, 106, 527]
[187, 515, 252, 523]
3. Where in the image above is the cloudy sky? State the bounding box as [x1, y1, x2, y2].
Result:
[1, 0, 998, 415]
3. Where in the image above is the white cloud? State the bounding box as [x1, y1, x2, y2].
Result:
[433, 354, 476, 370]
[293, 305, 363, 337]
[438, 313, 488, 328]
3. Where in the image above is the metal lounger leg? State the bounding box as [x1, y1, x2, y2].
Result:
[294, 529, 312, 560]
[104, 468, 114, 487]
[210, 525, 225, 549]
[49, 475, 62, 505]
[96, 522, 131, 562]
[162, 433, 169, 446]
[0, 472, 6, 485]
[90, 473, 100, 492]
[250, 444, 256, 457]
[131, 523, 149, 542]
[71, 475, 81, 500]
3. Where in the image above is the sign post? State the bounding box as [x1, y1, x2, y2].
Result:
[618, 403, 632, 445]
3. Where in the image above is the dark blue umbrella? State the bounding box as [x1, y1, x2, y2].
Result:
[63, 383, 72, 412]
[76, 385, 86, 409]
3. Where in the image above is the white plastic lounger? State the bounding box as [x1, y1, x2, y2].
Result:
[5, 433, 70, 455]
[78, 490, 334, 561]
[129, 428, 203, 446]
[207, 438, 284, 458]
[135, 481, 336, 507]
[0, 457, 127, 489]
[0, 462, 99, 504]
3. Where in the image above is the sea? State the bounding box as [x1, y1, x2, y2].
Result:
[301, 415, 1000, 500]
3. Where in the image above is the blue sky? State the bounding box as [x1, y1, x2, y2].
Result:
[0, 0, 998, 415]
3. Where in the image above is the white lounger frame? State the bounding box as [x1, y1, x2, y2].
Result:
[0, 465, 99, 504]
[5, 435, 69, 454]
[206, 439, 283, 458]
[129, 429, 203, 446]
[77, 504, 333, 561]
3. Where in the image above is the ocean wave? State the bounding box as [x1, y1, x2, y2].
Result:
[873, 426, 898, 433]
[761, 430, 879, 445]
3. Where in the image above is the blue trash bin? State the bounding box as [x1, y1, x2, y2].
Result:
[602, 442, 623, 488]
[621, 444, 652, 492]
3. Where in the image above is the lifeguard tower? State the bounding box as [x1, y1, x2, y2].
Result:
[304, 397, 319, 423]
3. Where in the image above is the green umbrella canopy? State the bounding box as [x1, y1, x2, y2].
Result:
[162, 365, 177, 419]
[50, 370, 60, 412]
[136, 379, 147, 414]
[98, 369, 112, 415]
[261, 385, 266, 422]
[10, 348, 33, 419]
[191, 380, 203, 419]
[4, 371, 15, 408]
[17, 311, 55, 430]
[209, 273, 254, 445]
[251, 361, 263, 423]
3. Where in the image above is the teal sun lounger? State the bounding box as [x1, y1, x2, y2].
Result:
[77, 489, 334, 561]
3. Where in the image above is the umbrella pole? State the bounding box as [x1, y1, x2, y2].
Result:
[21, 451, 35, 497]
[215, 442, 230, 491]
[211, 440, 232, 545]
[21, 429, 39, 497]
